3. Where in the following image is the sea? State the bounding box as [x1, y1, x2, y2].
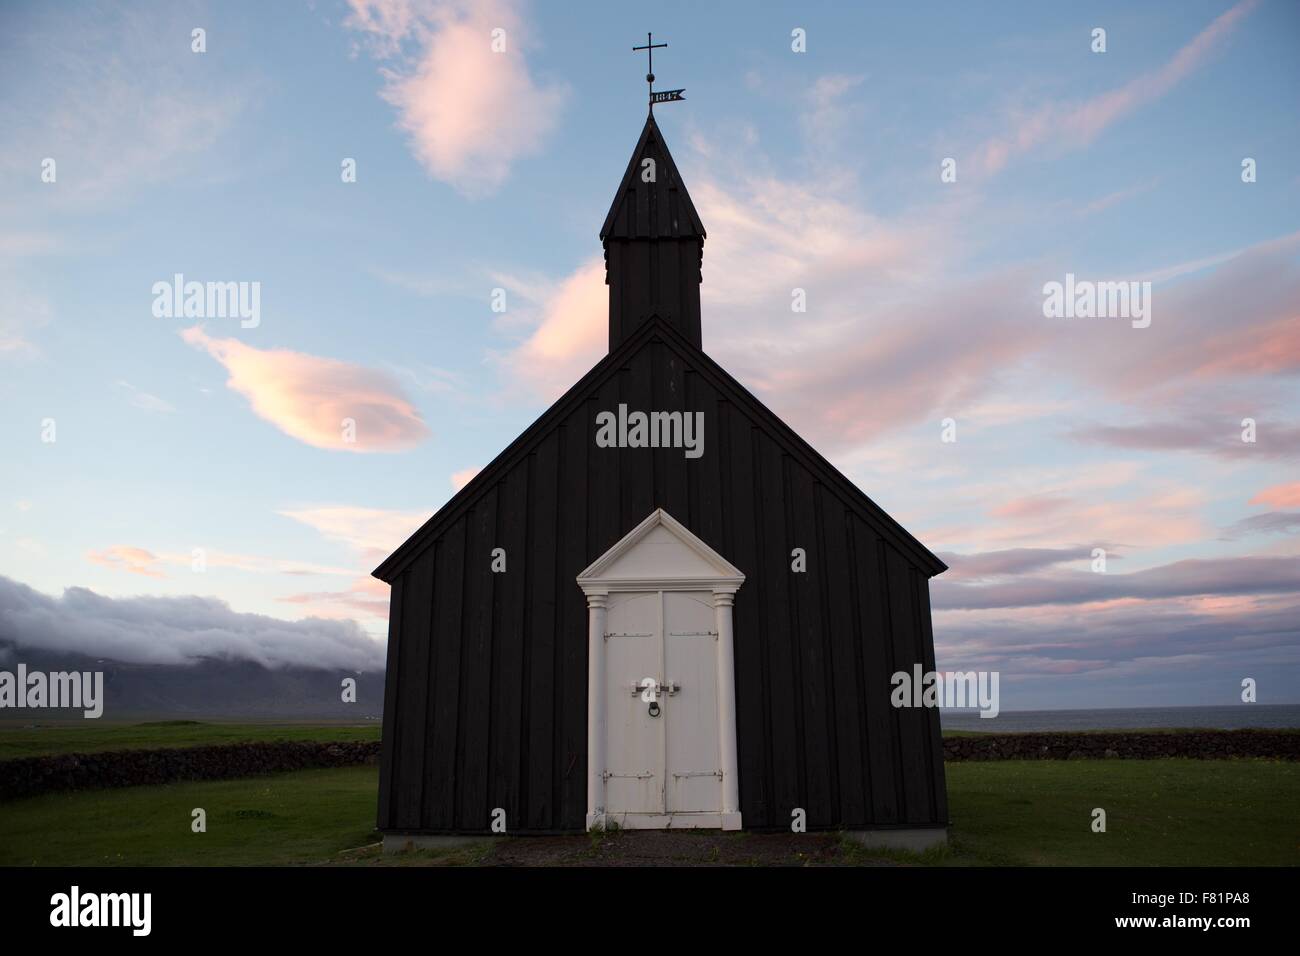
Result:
[938, 704, 1300, 733]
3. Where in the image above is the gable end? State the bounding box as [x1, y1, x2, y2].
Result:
[374, 316, 946, 583]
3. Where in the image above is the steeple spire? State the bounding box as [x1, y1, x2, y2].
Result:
[601, 112, 706, 351]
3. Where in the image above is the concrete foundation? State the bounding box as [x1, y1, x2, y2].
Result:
[846, 827, 948, 853]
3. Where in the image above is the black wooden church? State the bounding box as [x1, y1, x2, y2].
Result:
[374, 97, 949, 845]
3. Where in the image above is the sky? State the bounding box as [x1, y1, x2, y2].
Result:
[1, 0, 1297, 709]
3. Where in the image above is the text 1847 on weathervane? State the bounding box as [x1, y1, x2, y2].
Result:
[633, 32, 685, 110]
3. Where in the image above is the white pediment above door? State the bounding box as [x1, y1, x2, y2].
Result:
[576, 508, 745, 593]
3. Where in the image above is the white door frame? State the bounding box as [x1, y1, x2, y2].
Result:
[577, 508, 745, 831]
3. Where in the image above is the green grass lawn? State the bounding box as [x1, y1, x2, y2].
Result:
[942, 759, 1298, 866]
[0, 719, 381, 760]
[0, 766, 380, 866]
[0, 759, 1294, 866]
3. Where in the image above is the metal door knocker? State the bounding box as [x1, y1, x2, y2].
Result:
[638, 677, 661, 718]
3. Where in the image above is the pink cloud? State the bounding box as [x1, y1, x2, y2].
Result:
[1250, 482, 1300, 509]
[742, 269, 1047, 452]
[275, 506, 430, 625]
[346, 0, 566, 195]
[493, 158, 1295, 465]
[278, 506, 429, 566]
[89, 544, 354, 578]
[1114, 234, 1300, 389]
[995, 489, 1207, 551]
[1189, 314, 1300, 380]
[86, 546, 165, 578]
[989, 495, 1073, 520]
[197, 551, 354, 576]
[972, 0, 1259, 175]
[182, 327, 429, 453]
[1184, 594, 1262, 617]
[1037, 232, 1300, 433]
[693, 175, 942, 318]
[492, 160, 984, 452]
[930, 476, 1209, 555]
[278, 574, 391, 619]
[484, 47, 1288, 508]
[494, 257, 606, 401]
[450, 466, 480, 491]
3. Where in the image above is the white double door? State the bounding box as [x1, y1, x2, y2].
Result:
[604, 590, 721, 820]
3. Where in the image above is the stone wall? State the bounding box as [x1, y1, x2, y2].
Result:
[942, 729, 1299, 762]
[3, 731, 1296, 802]
[0, 741, 380, 802]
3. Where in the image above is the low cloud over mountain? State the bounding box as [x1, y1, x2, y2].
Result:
[0, 575, 385, 671]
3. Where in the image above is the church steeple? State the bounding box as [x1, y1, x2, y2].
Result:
[601, 112, 706, 351]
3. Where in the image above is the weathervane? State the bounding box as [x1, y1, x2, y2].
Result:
[633, 32, 685, 111]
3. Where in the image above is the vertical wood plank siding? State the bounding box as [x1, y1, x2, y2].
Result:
[377, 340, 947, 833]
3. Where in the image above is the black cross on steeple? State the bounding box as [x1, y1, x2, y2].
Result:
[632, 32, 685, 112]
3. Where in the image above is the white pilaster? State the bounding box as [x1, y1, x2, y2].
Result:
[585, 591, 609, 830]
[713, 588, 742, 830]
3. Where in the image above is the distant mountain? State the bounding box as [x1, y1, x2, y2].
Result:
[0, 642, 385, 720]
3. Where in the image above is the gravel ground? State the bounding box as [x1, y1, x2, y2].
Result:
[471, 830, 897, 867]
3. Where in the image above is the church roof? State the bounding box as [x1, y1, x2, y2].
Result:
[373, 315, 946, 582]
[600, 112, 706, 241]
